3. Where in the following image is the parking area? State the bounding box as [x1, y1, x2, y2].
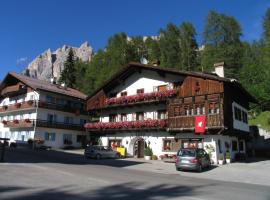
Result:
[2, 147, 270, 187]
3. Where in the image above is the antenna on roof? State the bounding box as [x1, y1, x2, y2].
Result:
[140, 57, 148, 65]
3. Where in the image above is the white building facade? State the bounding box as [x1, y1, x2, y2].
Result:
[85, 63, 255, 164]
[0, 72, 88, 148]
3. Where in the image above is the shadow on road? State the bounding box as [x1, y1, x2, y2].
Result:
[4, 148, 147, 168]
[0, 182, 211, 200]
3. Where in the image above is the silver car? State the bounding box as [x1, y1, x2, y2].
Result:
[84, 145, 120, 159]
[175, 148, 211, 172]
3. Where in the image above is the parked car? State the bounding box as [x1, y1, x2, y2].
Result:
[175, 148, 211, 172]
[84, 145, 120, 159]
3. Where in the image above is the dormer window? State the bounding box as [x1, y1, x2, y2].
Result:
[121, 91, 127, 97]
[137, 89, 144, 94]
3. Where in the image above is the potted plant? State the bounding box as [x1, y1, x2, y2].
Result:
[3, 105, 8, 110]
[24, 118, 31, 123]
[218, 154, 224, 165]
[226, 152, 231, 164]
[15, 102, 21, 108]
[144, 147, 153, 160]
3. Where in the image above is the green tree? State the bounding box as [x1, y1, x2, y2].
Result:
[59, 49, 76, 88]
[179, 22, 198, 71]
[159, 23, 181, 68]
[201, 11, 243, 78]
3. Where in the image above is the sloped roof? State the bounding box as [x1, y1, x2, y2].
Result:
[87, 62, 256, 103]
[0, 72, 87, 100]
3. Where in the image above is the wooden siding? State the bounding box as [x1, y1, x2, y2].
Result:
[179, 76, 224, 97]
[87, 90, 107, 110]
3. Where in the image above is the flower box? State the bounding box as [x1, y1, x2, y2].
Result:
[24, 118, 31, 123]
[3, 105, 8, 110]
[15, 103, 21, 108]
[13, 119, 19, 124]
[2, 120, 7, 125]
[84, 119, 167, 130]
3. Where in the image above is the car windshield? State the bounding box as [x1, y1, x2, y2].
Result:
[178, 149, 196, 157]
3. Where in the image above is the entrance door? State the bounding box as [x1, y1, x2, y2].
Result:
[134, 139, 145, 158]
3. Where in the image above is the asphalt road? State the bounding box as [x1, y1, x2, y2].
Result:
[0, 149, 269, 200]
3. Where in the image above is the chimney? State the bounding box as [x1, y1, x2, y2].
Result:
[214, 62, 225, 78]
[50, 77, 57, 84]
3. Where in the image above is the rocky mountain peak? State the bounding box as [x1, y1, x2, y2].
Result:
[22, 42, 93, 81]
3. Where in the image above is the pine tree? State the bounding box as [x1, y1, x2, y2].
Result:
[59, 49, 76, 88]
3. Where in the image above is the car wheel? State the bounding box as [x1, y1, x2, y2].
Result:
[197, 164, 202, 173]
[96, 154, 101, 160]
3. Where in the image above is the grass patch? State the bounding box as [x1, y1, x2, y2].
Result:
[249, 111, 270, 131]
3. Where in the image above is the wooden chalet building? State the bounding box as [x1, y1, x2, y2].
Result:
[85, 62, 256, 163]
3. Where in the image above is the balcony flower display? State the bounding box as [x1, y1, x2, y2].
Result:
[27, 100, 34, 105]
[84, 119, 167, 130]
[2, 120, 7, 125]
[3, 105, 8, 110]
[13, 119, 19, 124]
[15, 102, 21, 108]
[105, 89, 177, 106]
[24, 118, 31, 123]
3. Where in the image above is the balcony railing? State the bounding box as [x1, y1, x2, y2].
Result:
[0, 100, 35, 112]
[1, 85, 27, 97]
[167, 114, 223, 131]
[0, 100, 86, 115]
[2, 119, 85, 131]
[85, 119, 167, 131]
[97, 90, 177, 109]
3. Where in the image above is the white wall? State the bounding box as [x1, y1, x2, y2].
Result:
[232, 102, 249, 132]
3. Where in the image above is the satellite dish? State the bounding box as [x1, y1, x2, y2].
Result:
[140, 57, 148, 65]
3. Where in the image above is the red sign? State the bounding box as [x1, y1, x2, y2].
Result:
[194, 115, 206, 134]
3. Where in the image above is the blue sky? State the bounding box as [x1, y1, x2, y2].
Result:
[0, 0, 269, 80]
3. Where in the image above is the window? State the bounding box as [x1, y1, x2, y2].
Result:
[234, 107, 242, 121]
[174, 106, 180, 116]
[239, 141, 244, 151]
[47, 114, 56, 123]
[209, 103, 220, 114]
[46, 95, 55, 104]
[158, 110, 167, 119]
[45, 132, 56, 141]
[136, 112, 144, 121]
[158, 85, 167, 92]
[137, 89, 144, 94]
[63, 134, 72, 145]
[108, 139, 122, 149]
[77, 135, 86, 143]
[109, 114, 117, 122]
[64, 116, 73, 124]
[195, 105, 205, 115]
[80, 119, 86, 125]
[120, 91, 127, 97]
[242, 111, 248, 123]
[120, 114, 127, 121]
[163, 138, 181, 152]
[232, 141, 238, 151]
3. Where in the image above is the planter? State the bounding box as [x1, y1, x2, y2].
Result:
[218, 160, 224, 165]
[144, 156, 152, 160]
[226, 159, 231, 164]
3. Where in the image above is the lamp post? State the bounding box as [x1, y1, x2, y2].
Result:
[32, 90, 39, 150]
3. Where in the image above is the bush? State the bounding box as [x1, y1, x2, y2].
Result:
[144, 147, 153, 156]
[219, 154, 224, 160]
[226, 152, 231, 159]
[152, 155, 158, 160]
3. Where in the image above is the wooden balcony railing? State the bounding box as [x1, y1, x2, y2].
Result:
[2, 119, 85, 131]
[167, 114, 223, 131]
[89, 89, 177, 111]
[0, 100, 86, 115]
[85, 119, 167, 132]
[1, 85, 27, 97]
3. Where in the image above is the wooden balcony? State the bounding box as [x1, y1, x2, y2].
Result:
[0, 100, 86, 115]
[167, 114, 223, 131]
[88, 89, 176, 111]
[38, 101, 87, 115]
[85, 119, 167, 132]
[36, 120, 85, 131]
[2, 119, 85, 131]
[0, 101, 35, 113]
[1, 84, 27, 97]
